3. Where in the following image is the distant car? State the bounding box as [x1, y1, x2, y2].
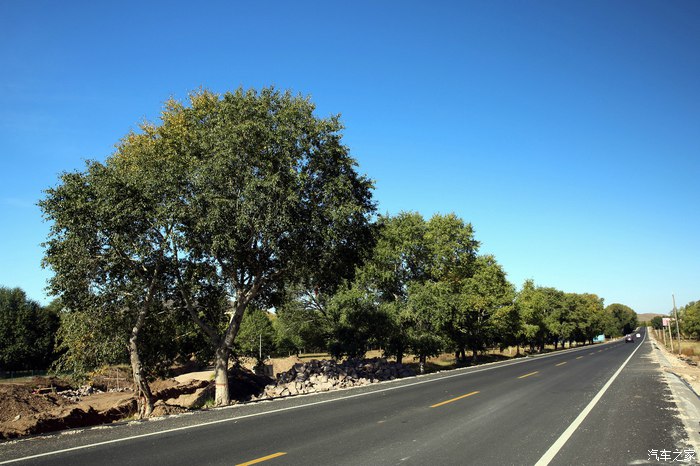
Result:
[636, 333, 641, 338]
[625, 335, 634, 343]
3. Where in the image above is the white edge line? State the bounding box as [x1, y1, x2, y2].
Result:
[0, 342, 615, 465]
[534, 332, 646, 466]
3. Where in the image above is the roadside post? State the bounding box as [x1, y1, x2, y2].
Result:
[672, 294, 682, 355]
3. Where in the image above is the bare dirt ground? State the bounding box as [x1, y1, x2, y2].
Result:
[0, 366, 270, 441]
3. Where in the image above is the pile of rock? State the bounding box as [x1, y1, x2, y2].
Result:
[56, 385, 103, 402]
[259, 358, 416, 399]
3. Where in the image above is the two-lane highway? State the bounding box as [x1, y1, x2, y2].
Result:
[1, 328, 693, 465]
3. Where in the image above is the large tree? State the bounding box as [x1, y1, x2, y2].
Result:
[126, 88, 375, 405]
[42, 87, 375, 408]
[41, 159, 176, 417]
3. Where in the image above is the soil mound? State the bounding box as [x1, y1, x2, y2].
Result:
[0, 366, 273, 440]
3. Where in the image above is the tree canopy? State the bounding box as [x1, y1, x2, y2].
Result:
[0, 287, 59, 372]
[34, 85, 642, 415]
[41, 87, 376, 408]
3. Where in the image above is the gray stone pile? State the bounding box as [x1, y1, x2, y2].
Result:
[260, 358, 416, 399]
[56, 385, 103, 402]
[55, 385, 132, 402]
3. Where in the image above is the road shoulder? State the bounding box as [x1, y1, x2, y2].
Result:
[648, 332, 700, 453]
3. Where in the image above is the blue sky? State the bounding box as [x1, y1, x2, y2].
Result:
[1, 1, 698, 314]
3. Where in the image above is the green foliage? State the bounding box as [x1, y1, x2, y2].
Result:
[650, 315, 664, 330]
[516, 280, 549, 351]
[458, 255, 517, 356]
[270, 310, 304, 356]
[404, 281, 449, 362]
[40, 153, 184, 392]
[38, 83, 629, 387]
[235, 309, 276, 365]
[274, 291, 330, 354]
[326, 284, 386, 359]
[42, 87, 375, 407]
[605, 303, 638, 336]
[680, 301, 700, 339]
[52, 307, 129, 377]
[0, 287, 60, 371]
[516, 281, 609, 351]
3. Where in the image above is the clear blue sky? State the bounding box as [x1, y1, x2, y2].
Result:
[1, 1, 698, 314]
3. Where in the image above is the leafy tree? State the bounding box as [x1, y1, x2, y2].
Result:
[451, 255, 515, 362]
[516, 280, 549, 352]
[566, 293, 606, 344]
[235, 309, 276, 367]
[605, 303, 638, 336]
[271, 308, 306, 356]
[404, 281, 449, 372]
[680, 301, 700, 339]
[325, 283, 386, 359]
[40, 156, 178, 417]
[540, 287, 569, 349]
[360, 212, 480, 365]
[650, 315, 664, 330]
[156, 88, 376, 405]
[274, 291, 329, 355]
[51, 304, 130, 377]
[358, 212, 431, 363]
[0, 287, 59, 371]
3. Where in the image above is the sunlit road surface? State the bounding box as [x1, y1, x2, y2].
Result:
[1, 327, 694, 465]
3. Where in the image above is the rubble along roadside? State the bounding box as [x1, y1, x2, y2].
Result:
[257, 358, 416, 399]
[0, 358, 416, 441]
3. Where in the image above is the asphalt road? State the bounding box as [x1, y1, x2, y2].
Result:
[1, 328, 694, 465]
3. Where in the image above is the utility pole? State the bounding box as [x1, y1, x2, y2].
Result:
[672, 294, 682, 355]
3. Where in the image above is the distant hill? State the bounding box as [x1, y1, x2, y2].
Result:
[637, 312, 666, 323]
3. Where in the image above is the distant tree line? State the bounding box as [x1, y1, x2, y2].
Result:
[0, 287, 59, 372]
[274, 212, 639, 372]
[24, 86, 642, 417]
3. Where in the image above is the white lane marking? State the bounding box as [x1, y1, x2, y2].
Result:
[0, 343, 615, 465]
[535, 333, 646, 466]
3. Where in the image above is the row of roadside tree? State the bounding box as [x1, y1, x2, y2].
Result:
[22, 87, 640, 417]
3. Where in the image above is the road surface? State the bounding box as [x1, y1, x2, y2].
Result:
[1, 328, 695, 465]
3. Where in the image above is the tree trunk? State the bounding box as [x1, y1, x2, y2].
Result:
[419, 354, 426, 374]
[129, 307, 153, 418]
[214, 346, 230, 406]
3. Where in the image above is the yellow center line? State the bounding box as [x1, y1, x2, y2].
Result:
[518, 371, 539, 379]
[236, 452, 287, 466]
[430, 391, 480, 408]
[556, 362, 567, 366]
